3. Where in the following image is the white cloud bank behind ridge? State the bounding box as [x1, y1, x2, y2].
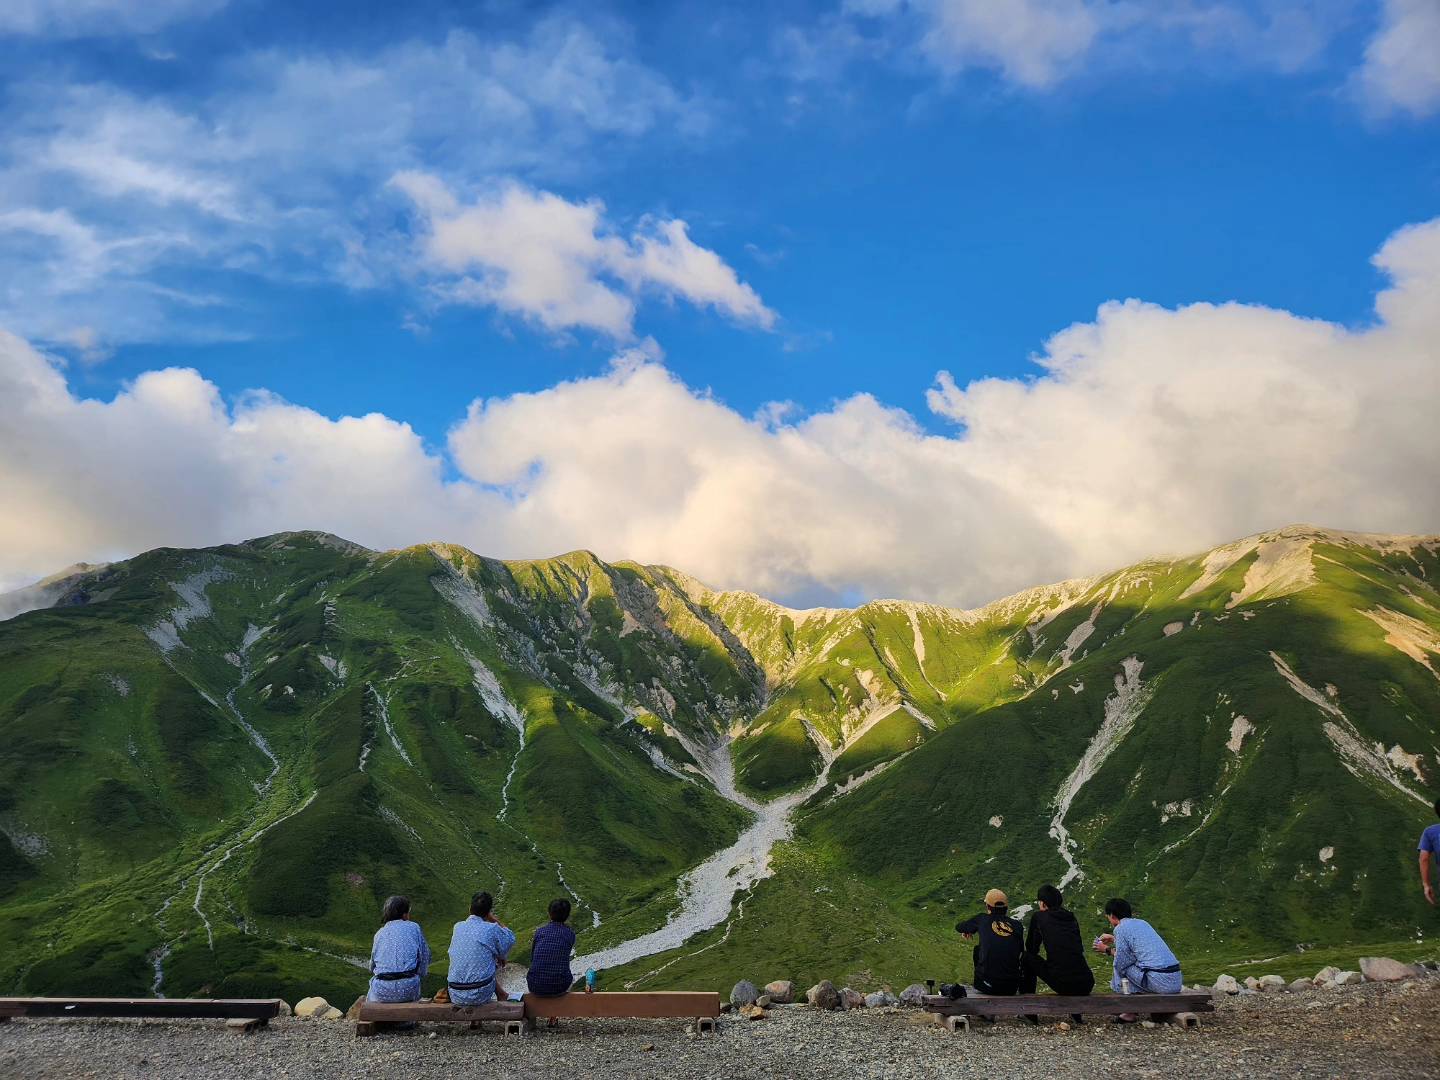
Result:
[2, 216, 1438, 608]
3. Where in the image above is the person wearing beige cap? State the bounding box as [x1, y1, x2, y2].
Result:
[954, 888, 1024, 995]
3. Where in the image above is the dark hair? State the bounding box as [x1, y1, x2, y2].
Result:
[381, 895, 411, 924]
[1434, 798, 1439, 818]
[1103, 897, 1133, 920]
[1036, 884, 1063, 909]
[548, 898, 572, 923]
[471, 891, 494, 918]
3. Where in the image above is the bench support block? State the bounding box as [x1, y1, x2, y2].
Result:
[226, 1017, 267, 1034]
[945, 1015, 970, 1034]
[504, 1020, 525, 1036]
[694, 1017, 716, 1034]
[1158, 1011, 1200, 1029]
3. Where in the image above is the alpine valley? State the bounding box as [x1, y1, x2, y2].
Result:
[1, 524, 1438, 1002]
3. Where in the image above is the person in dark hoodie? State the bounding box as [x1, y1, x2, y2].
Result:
[1020, 884, 1095, 997]
[955, 888, 1024, 994]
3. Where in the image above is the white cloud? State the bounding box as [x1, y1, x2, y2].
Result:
[914, 0, 1100, 88]
[1356, 0, 1440, 117]
[2, 216, 1437, 607]
[0, 22, 705, 349]
[0, 0, 226, 37]
[393, 173, 774, 339]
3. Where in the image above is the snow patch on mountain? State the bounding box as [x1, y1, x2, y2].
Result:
[1227, 537, 1316, 608]
[1049, 656, 1153, 889]
[144, 565, 228, 653]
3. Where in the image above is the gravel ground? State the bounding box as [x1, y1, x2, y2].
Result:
[2, 979, 1437, 1080]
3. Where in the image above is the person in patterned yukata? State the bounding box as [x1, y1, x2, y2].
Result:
[367, 895, 431, 1003]
[447, 890, 515, 1005]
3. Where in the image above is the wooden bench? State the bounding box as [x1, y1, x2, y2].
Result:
[523, 991, 722, 1033]
[354, 999, 524, 1037]
[0, 997, 285, 1034]
[921, 990, 1214, 1033]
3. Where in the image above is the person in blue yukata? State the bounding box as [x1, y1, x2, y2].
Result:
[367, 895, 431, 1003]
[527, 897, 577, 1003]
[447, 890, 516, 1005]
[1419, 799, 1440, 906]
[1093, 897, 1181, 1022]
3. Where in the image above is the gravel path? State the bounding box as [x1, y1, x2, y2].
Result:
[2, 979, 1436, 1080]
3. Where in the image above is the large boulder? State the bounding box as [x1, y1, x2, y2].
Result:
[1213, 974, 1240, 995]
[1243, 976, 1260, 991]
[764, 980, 794, 1004]
[1333, 970, 1364, 986]
[899, 983, 928, 1006]
[865, 990, 899, 1008]
[839, 987, 866, 1010]
[806, 980, 842, 1010]
[1257, 975, 1287, 993]
[1360, 957, 1421, 982]
[1288, 979, 1311, 993]
[344, 995, 366, 1020]
[730, 980, 759, 1007]
[1312, 966, 1342, 986]
[294, 996, 333, 1019]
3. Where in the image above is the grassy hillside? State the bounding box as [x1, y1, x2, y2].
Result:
[1, 524, 1437, 1000]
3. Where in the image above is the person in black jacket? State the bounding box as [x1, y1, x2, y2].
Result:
[955, 888, 1024, 994]
[1019, 883, 1096, 996]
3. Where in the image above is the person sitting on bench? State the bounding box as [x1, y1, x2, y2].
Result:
[1094, 897, 1182, 1007]
[446, 890, 516, 1005]
[367, 895, 431, 1003]
[955, 888, 1024, 994]
[526, 898, 577, 998]
[1020, 884, 1095, 997]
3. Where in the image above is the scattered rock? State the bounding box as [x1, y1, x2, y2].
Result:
[764, 980, 795, 1004]
[1288, 979, 1311, 993]
[839, 988, 866, 1010]
[1333, 971, 1364, 986]
[1313, 966, 1342, 986]
[1140, 1020, 1157, 1029]
[1213, 975, 1240, 995]
[1243, 976, 1260, 991]
[755, 995, 773, 1009]
[277, 1000, 293, 1017]
[344, 996, 366, 1020]
[738, 1004, 766, 1021]
[899, 983, 928, 1006]
[320, 1007, 343, 1021]
[294, 996, 333, 1019]
[1360, 957, 1420, 982]
[731, 980, 759, 1006]
[641, 1043, 655, 1052]
[806, 980, 842, 1010]
[864, 991, 899, 1009]
[1057, 1021, 1071, 1032]
[719, 1002, 733, 1014]
[1258, 975, 1288, 993]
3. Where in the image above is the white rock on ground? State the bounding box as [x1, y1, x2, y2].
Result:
[864, 990, 899, 1008]
[1360, 957, 1421, 982]
[1213, 975, 1240, 994]
[1289, 979, 1311, 993]
[806, 981, 841, 1010]
[293, 996, 332, 1019]
[1258, 975, 1288, 993]
[1333, 971, 1364, 986]
[1244, 977, 1261, 991]
[1313, 966, 1342, 986]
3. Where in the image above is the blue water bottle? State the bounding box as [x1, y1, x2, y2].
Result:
[585, 968, 598, 993]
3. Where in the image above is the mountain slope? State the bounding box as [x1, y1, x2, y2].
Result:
[1, 524, 1437, 998]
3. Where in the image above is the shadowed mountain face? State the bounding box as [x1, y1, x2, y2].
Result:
[1, 525, 1437, 999]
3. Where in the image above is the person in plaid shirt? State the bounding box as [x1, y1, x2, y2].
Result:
[526, 898, 576, 997]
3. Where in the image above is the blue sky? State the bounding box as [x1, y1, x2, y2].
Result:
[1, 0, 1438, 604]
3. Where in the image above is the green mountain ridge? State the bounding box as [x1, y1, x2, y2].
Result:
[1, 523, 1437, 1000]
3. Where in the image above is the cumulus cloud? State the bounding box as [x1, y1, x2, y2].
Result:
[1355, 0, 1440, 117]
[2, 217, 1438, 607]
[393, 173, 774, 339]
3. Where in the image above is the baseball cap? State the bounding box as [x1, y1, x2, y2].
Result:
[984, 888, 1008, 907]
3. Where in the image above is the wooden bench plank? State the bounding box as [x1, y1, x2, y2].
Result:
[522, 991, 721, 1019]
[356, 1001, 524, 1023]
[0, 998, 284, 1021]
[920, 991, 1213, 1017]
